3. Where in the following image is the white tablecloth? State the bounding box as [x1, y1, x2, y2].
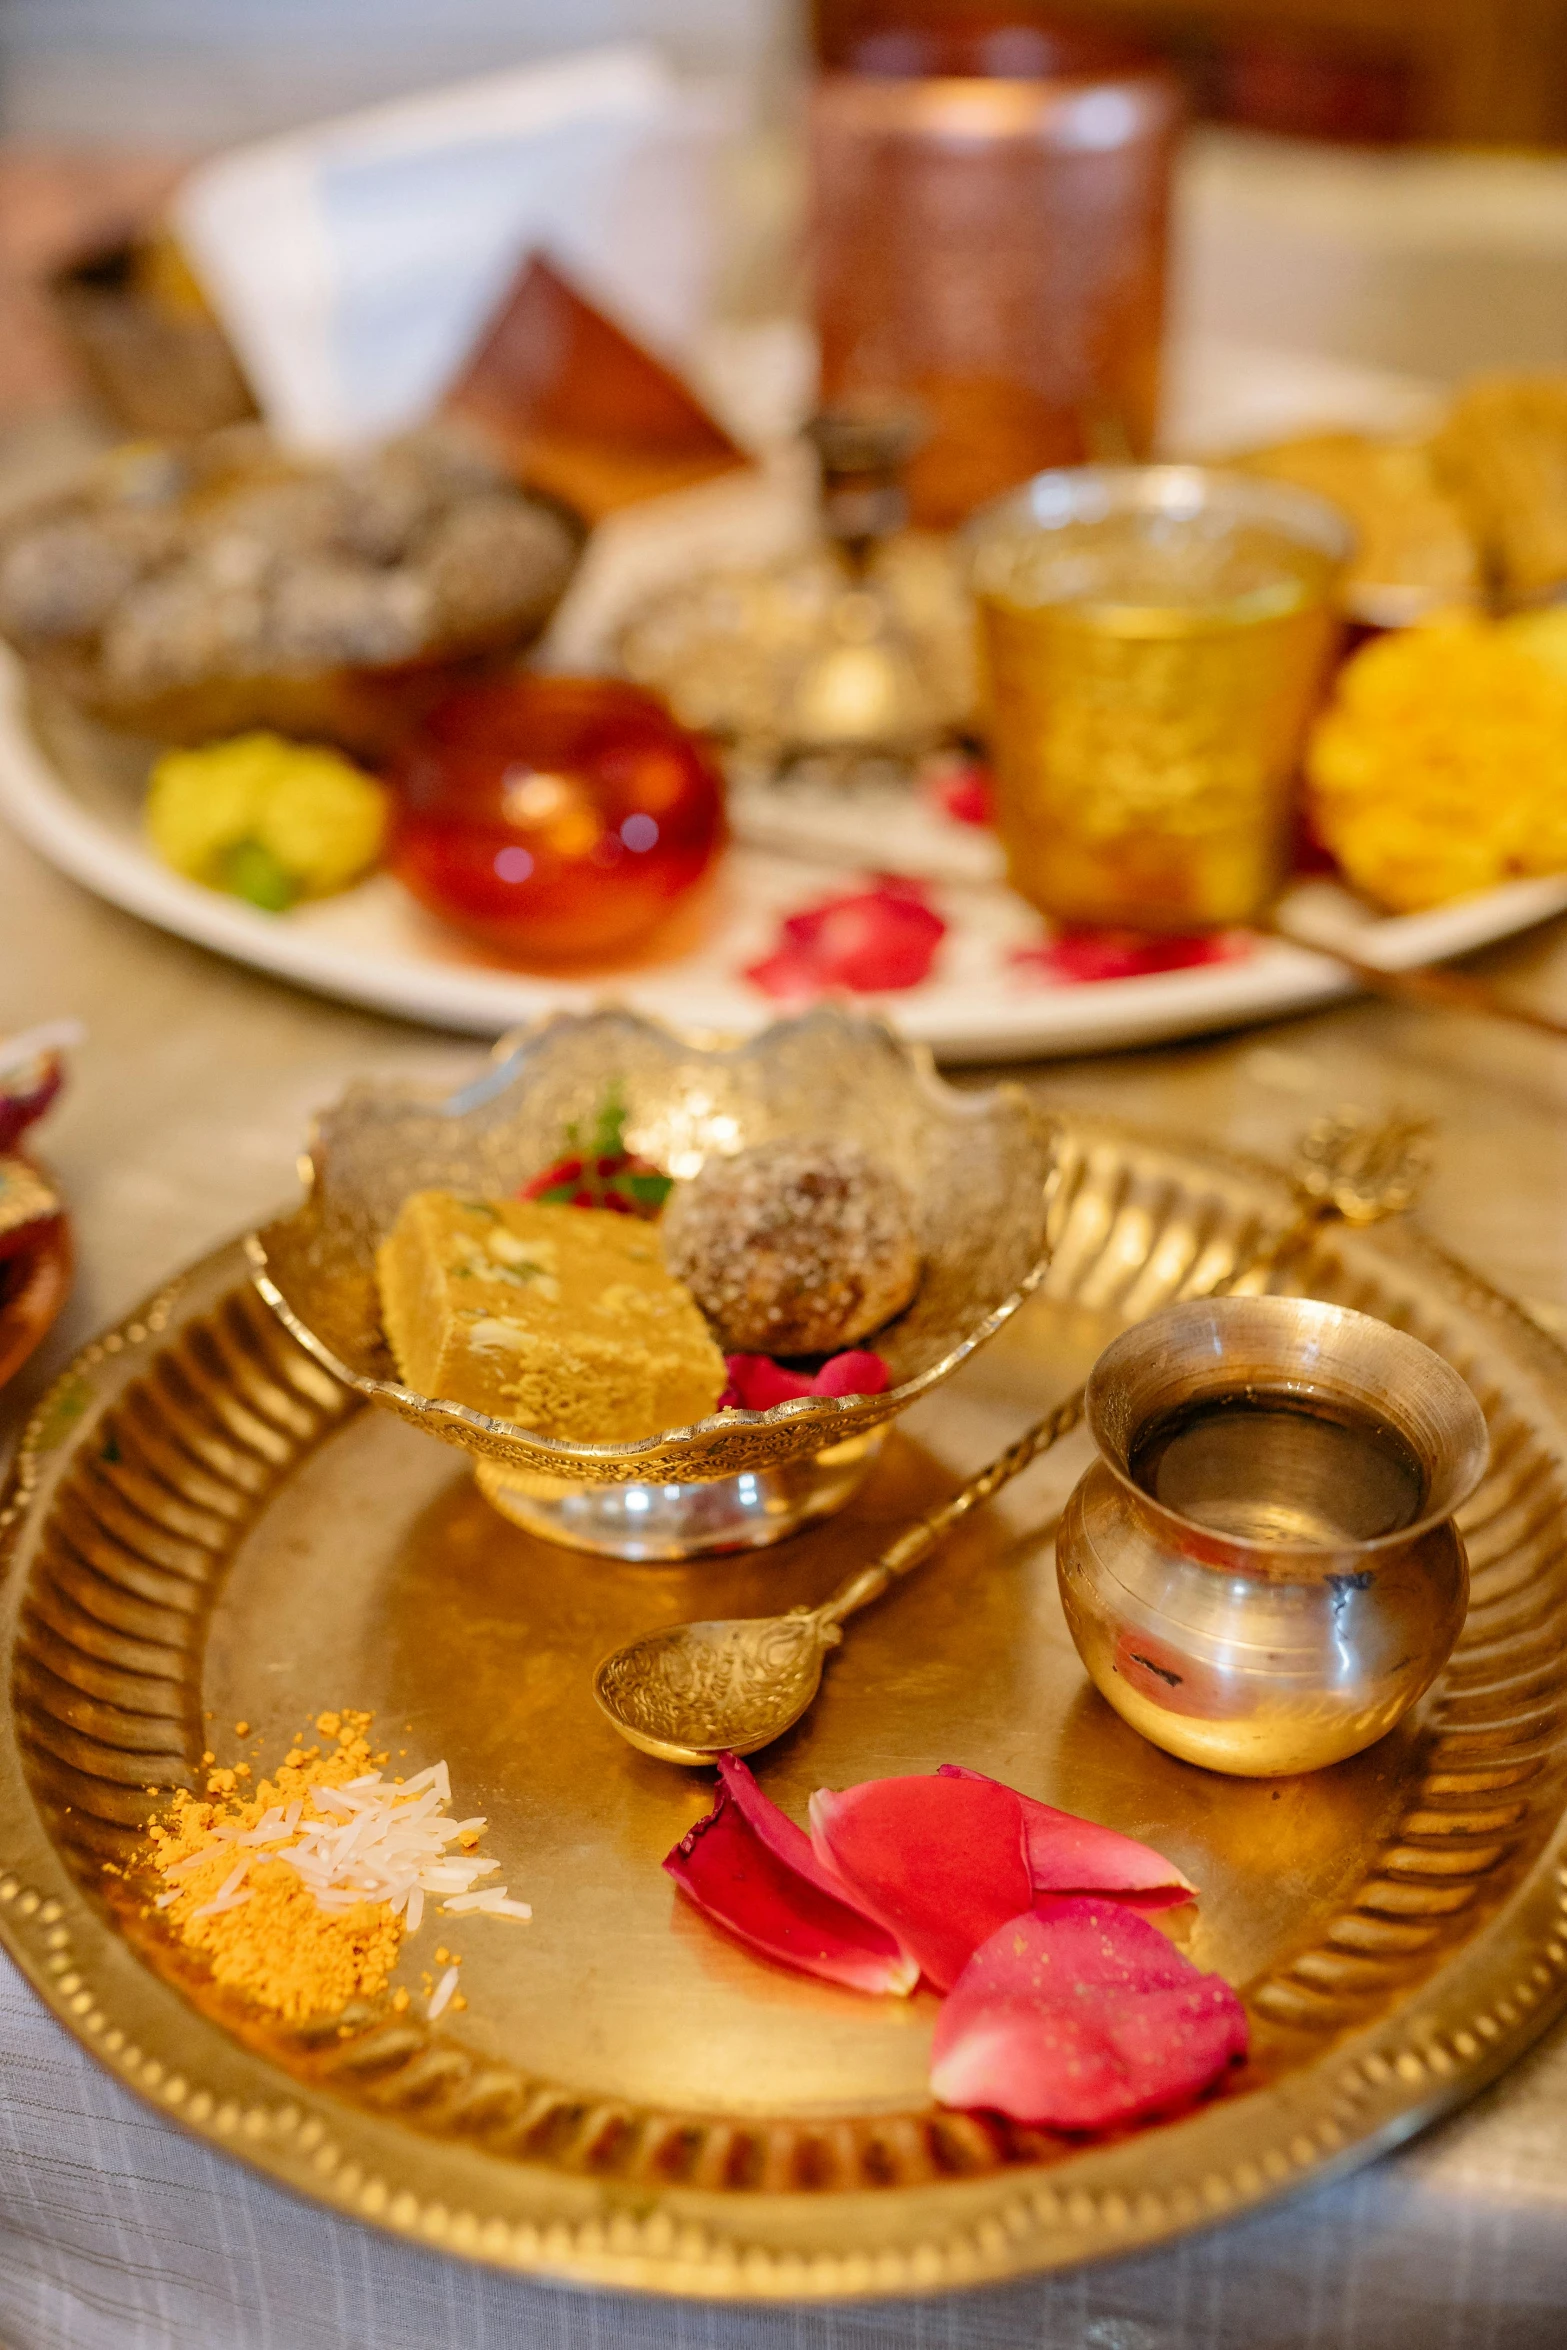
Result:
[2, 1949, 1566, 2350]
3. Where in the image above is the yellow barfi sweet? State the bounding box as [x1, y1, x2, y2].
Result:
[375, 1191, 726, 1443]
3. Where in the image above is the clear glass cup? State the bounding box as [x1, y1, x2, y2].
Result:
[968, 465, 1353, 931]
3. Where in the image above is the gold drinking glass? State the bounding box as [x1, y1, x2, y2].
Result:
[969, 466, 1352, 930]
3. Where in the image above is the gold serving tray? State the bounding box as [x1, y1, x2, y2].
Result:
[4, 1116, 1567, 2299]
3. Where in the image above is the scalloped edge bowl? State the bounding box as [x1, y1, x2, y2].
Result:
[247, 1004, 1055, 1548]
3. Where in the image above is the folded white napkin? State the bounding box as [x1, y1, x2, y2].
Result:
[173, 46, 728, 452]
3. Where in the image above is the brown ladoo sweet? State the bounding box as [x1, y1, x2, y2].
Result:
[661, 1138, 920, 1357]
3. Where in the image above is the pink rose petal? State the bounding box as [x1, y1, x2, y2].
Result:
[720, 1354, 817, 1410]
[937, 1766, 1194, 1910]
[1012, 930, 1252, 985]
[0, 1049, 64, 1154]
[808, 1772, 1033, 1992]
[810, 1349, 890, 1399]
[930, 1898, 1248, 2130]
[744, 879, 946, 999]
[719, 1350, 891, 1410]
[664, 1755, 918, 1997]
[930, 760, 995, 829]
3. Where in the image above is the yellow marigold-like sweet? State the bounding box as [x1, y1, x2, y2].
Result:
[1304, 613, 1567, 911]
[146, 730, 386, 910]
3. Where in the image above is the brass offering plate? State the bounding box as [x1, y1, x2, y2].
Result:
[5, 1118, 1567, 2297]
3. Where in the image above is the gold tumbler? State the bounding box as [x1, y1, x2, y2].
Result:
[969, 466, 1352, 930]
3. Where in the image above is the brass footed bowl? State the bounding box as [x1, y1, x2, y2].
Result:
[1058, 1294, 1491, 1776]
[247, 1005, 1055, 1554]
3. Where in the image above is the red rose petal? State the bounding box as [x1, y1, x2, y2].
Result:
[936, 1766, 1193, 1909]
[811, 1350, 890, 1399]
[0, 1051, 64, 1155]
[807, 1773, 1034, 1992]
[1291, 804, 1340, 878]
[931, 761, 995, 829]
[663, 1755, 918, 1996]
[742, 947, 824, 1001]
[1013, 930, 1252, 985]
[720, 1351, 891, 1410]
[930, 1898, 1247, 2130]
[520, 1155, 582, 1196]
[720, 1354, 816, 1410]
[744, 881, 945, 999]
[521, 1148, 670, 1217]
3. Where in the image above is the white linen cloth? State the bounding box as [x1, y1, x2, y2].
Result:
[173, 48, 729, 451]
[1174, 129, 1567, 385]
[1, 1946, 1564, 2350]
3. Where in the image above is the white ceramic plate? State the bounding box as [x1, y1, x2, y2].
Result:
[5, 646, 1567, 1061]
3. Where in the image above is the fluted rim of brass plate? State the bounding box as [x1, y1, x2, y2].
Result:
[6, 1115, 1567, 2298]
[246, 1003, 1057, 1486]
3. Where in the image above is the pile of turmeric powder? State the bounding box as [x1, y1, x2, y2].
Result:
[142, 1711, 403, 2025]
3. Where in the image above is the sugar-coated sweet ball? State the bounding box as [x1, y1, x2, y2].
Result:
[662, 1138, 919, 1356]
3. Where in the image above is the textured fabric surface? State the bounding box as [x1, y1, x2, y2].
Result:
[2, 1950, 1566, 2350]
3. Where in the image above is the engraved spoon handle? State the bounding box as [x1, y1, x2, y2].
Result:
[814, 1386, 1091, 1631]
[1267, 918, 1567, 1046]
[811, 1180, 1367, 1639]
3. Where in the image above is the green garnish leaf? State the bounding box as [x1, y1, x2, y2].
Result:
[522, 1084, 670, 1217]
[622, 1170, 673, 1208]
[589, 1082, 629, 1160]
[220, 838, 299, 912]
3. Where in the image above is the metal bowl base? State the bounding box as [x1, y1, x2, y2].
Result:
[472, 1430, 886, 1560]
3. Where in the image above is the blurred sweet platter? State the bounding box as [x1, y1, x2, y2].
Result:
[4, 647, 1565, 1063]
[7, 332, 1567, 1064]
[0, 1025, 75, 1393]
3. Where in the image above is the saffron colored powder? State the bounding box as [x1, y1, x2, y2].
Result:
[141, 1711, 402, 2025]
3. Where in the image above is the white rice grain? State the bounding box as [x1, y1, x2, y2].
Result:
[157, 1755, 527, 1946]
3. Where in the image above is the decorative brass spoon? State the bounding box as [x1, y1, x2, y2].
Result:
[592, 1110, 1432, 1765]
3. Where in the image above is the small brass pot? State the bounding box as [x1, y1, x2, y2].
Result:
[1056, 1295, 1490, 1776]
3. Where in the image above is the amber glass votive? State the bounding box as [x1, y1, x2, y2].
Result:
[968, 466, 1352, 931]
[811, 24, 1180, 528]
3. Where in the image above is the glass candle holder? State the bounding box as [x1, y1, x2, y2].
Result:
[385, 676, 725, 964]
[811, 28, 1180, 529]
[968, 465, 1352, 930]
